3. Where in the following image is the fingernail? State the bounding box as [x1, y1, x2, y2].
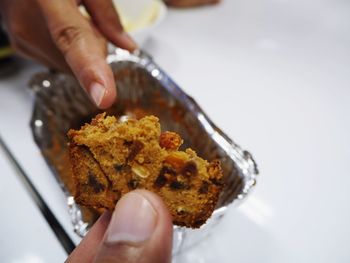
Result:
[89, 82, 105, 107]
[106, 192, 157, 244]
[120, 32, 138, 51]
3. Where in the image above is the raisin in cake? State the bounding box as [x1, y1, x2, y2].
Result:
[68, 113, 223, 228]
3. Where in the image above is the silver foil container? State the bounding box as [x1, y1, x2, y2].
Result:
[29, 48, 258, 255]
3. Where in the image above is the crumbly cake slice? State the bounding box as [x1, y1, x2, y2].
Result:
[68, 113, 223, 228]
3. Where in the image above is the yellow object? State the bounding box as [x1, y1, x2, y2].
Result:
[0, 46, 13, 59]
[79, 0, 161, 33]
[117, 1, 160, 32]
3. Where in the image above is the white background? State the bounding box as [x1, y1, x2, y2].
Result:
[1, 0, 350, 262]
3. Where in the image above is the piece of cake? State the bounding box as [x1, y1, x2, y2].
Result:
[68, 113, 223, 228]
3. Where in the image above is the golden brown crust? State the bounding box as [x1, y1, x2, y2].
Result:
[68, 114, 223, 228]
[69, 142, 118, 209]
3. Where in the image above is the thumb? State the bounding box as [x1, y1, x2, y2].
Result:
[94, 190, 173, 263]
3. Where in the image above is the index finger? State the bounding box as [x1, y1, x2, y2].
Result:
[37, 0, 116, 109]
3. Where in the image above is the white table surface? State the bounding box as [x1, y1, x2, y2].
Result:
[1, 0, 350, 262]
[0, 143, 67, 263]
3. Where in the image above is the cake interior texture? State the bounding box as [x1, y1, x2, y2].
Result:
[68, 113, 223, 228]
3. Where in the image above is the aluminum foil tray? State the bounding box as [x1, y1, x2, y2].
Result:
[29, 48, 258, 254]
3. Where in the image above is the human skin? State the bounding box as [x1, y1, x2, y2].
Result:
[0, 0, 137, 109]
[66, 190, 173, 263]
[0, 0, 220, 108]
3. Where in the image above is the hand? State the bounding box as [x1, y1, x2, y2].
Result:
[66, 190, 173, 263]
[0, 0, 137, 109]
[166, 0, 220, 8]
